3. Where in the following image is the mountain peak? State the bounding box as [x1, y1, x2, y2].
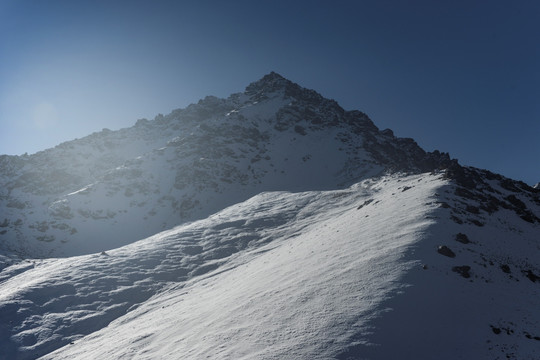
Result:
[244, 71, 293, 96]
[261, 71, 287, 81]
[244, 72, 330, 110]
[254, 71, 289, 85]
[2, 72, 540, 360]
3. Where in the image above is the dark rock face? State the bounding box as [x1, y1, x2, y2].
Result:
[0, 71, 538, 261]
[362, 132, 455, 175]
[455, 233, 470, 244]
[452, 265, 471, 278]
[524, 269, 540, 283]
[1, 72, 461, 258]
[465, 205, 480, 214]
[443, 165, 540, 226]
[437, 245, 456, 258]
[245, 72, 458, 177]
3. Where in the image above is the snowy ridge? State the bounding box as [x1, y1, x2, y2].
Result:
[0, 72, 453, 260]
[0, 73, 539, 359]
[1, 172, 538, 359]
[0, 174, 443, 358]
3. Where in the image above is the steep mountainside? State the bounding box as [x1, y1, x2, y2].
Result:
[0, 173, 538, 360]
[0, 73, 538, 360]
[0, 72, 454, 260]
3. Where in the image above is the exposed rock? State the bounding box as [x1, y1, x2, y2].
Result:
[465, 205, 480, 214]
[294, 125, 307, 136]
[455, 233, 470, 244]
[0, 71, 538, 262]
[356, 199, 374, 210]
[438, 201, 451, 209]
[506, 194, 526, 210]
[523, 269, 540, 283]
[469, 219, 485, 227]
[452, 265, 471, 278]
[450, 215, 464, 224]
[437, 245, 456, 258]
[524, 331, 540, 341]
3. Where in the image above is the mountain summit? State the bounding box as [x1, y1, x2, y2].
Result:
[0, 73, 539, 360]
[0, 72, 456, 258]
[245, 71, 293, 93]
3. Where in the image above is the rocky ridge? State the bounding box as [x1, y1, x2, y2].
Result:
[0, 72, 537, 261]
[0, 73, 538, 360]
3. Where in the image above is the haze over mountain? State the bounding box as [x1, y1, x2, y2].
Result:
[0, 72, 456, 260]
[0, 74, 538, 359]
[2, 1, 538, 186]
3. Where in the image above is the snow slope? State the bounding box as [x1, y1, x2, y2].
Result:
[1, 73, 539, 359]
[1, 173, 538, 359]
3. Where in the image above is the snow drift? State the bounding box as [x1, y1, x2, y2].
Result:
[1, 173, 538, 359]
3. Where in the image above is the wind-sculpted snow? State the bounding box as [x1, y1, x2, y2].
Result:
[0, 174, 442, 359]
[1, 173, 539, 359]
[1, 73, 539, 359]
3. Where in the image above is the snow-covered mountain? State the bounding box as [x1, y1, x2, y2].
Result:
[0, 72, 454, 260]
[0, 73, 538, 359]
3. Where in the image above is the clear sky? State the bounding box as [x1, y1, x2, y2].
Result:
[1, 0, 538, 185]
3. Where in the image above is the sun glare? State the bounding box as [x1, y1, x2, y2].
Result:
[32, 101, 59, 129]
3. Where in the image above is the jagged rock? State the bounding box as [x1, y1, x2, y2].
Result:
[455, 233, 470, 244]
[452, 265, 471, 278]
[465, 205, 480, 214]
[357, 199, 374, 210]
[0, 72, 538, 360]
[438, 201, 451, 209]
[437, 245, 456, 258]
[524, 269, 540, 283]
[506, 194, 526, 210]
[0, 72, 538, 259]
[469, 219, 485, 227]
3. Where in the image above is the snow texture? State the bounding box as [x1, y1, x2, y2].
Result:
[0, 73, 539, 359]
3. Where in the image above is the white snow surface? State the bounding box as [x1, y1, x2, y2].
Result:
[1, 173, 539, 359]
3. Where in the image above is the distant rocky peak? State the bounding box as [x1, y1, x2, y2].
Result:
[244, 72, 322, 104]
[245, 72, 291, 94]
[189, 95, 233, 114]
[249, 74, 348, 123]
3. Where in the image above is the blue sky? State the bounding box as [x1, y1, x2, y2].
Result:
[0, 1, 538, 184]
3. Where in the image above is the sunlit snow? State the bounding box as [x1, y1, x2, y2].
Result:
[0, 73, 538, 360]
